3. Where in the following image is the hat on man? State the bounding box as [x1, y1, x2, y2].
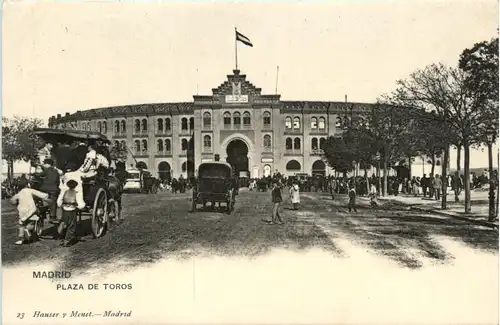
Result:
[66, 179, 78, 189]
[43, 158, 54, 166]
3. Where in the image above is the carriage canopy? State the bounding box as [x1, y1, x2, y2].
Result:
[197, 162, 233, 179]
[33, 128, 111, 145]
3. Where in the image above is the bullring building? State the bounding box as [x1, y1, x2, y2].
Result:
[48, 70, 374, 180]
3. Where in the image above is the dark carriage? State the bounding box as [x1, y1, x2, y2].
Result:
[191, 162, 237, 214]
[32, 128, 124, 239]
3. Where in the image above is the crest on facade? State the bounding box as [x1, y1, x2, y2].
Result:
[231, 81, 242, 95]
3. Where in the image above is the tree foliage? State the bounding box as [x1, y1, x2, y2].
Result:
[322, 136, 355, 175]
[2, 116, 44, 163]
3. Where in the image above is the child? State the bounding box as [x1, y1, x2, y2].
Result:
[369, 183, 379, 208]
[10, 182, 49, 245]
[57, 179, 85, 247]
[348, 183, 357, 212]
[289, 181, 300, 210]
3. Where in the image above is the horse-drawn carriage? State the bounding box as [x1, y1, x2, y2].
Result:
[190, 162, 238, 214]
[123, 168, 159, 194]
[31, 128, 124, 239]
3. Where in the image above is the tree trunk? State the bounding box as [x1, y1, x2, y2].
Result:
[376, 161, 382, 195]
[408, 155, 412, 179]
[7, 159, 14, 180]
[383, 148, 388, 197]
[431, 154, 436, 177]
[464, 140, 471, 213]
[456, 145, 461, 175]
[364, 168, 370, 194]
[487, 142, 495, 221]
[441, 145, 449, 210]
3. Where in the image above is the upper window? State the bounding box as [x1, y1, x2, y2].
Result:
[293, 137, 301, 150]
[203, 135, 212, 149]
[141, 140, 148, 153]
[243, 111, 251, 126]
[320, 137, 326, 149]
[165, 139, 171, 151]
[285, 117, 292, 129]
[102, 121, 107, 133]
[285, 138, 293, 150]
[263, 135, 272, 149]
[134, 119, 140, 133]
[311, 117, 318, 129]
[263, 111, 271, 126]
[181, 139, 188, 151]
[181, 118, 188, 131]
[293, 117, 301, 129]
[189, 117, 194, 130]
[134, 140, 141, 152]
[312, 138, 318, 150]
[157, 139, 164, 152]
[141, 119, 148, 132]
[165, 118, 171, 131]
[157, 118, 164, 133]
[318, 117, 326, 130]
[121, 120, 126, 133]
[114, 121, 120, 133]
[223, 112, 231, 127]
[233, 112, 241, 126]
[203, 112, 211, 129]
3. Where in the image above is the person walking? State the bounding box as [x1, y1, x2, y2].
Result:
[289, 181, 300, 210]
[56, 180, 85, 247]
[263, 180, 284, 225]
[348, 183, 357, 212]
[433, 174, 442, 201]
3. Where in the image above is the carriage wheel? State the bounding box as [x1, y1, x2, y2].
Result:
[107, 199, 120, 223]
[34, 218, 43, 239]
[91, 188, 108, 238]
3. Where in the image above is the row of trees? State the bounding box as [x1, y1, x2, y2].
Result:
[322, 37, 499, 214]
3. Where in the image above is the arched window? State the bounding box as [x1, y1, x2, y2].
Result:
[263, 111, 271, 127]
[134, 140, 141, 153]
[121, 120, 126, 133]
[181, 118, 188, 131]
[97, 122, 102, 133]
[165, 118, 171, 131]
[263, 165, 272, 177]
[233, 112, 241, 127]
[114, 121, 120, 133]
[134, 119, 140, 133]
[286, 160, 301, 171]
[142, 140, 148, 153]
[157, 139, 164, 152]
[141, 119, 148, 132]
[311, 117, 318, 129]
[203, 135, 212, 150]
[294, 137, 301, 150]
[157, 118, 164, 133]
[243, 111, 251, 126]
[120, 140, 127, 150]
[165, 139, 171, 152]
[293, 117, 301, 129]
[263, 135, 271, 149]
[114, 141, 120, 148]
[189, 117, 194, 130]
[223, 112, 231, 127]
[335, 116, 342, 128]
[158, 162, 171, 180]
[102, 121, 107, 133]
[312, 138, 318, 150]
[285, 138, 293, 150]
[318, 117, 326, 130]
[203, 112, 211, 129]
[319, 138, 326, 149]
[182, 162, 187, 172]
[181, 139, 188, 151]
[285, 117, 292, 129]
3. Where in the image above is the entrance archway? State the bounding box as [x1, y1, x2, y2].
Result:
[312, 160, 326, 176]
[136, 161, 148, 170]
[158, 162, 171, 181]
[226, 139, 249, 175]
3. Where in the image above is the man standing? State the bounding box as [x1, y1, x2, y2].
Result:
[263, 180, 284, 225]
[433, 174, 442, 201]
[37, 159, 61, 223]
[421, 174, 428, 198]
[451, 172, 463, 203]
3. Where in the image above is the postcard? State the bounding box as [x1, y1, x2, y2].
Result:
[2, 1, 499, 324]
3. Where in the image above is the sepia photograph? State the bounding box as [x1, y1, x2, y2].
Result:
[1, 1, 499, 324]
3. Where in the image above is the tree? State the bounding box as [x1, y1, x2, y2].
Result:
[109, 143, 129, 162]
[2, 116, 44, 179]
[393, 63, 489, 212]
[322, 136, 355, 177]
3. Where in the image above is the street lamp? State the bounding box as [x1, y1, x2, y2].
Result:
[486, 129, 497, 221]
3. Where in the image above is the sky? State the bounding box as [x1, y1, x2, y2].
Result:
[2, 0, 499, 169]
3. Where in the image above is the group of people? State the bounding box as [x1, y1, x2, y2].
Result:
[9, 140, 116, 247]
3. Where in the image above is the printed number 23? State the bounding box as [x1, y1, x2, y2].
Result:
[17, 313, 25, 319]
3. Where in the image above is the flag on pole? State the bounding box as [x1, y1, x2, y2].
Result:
[236, 31, 253, 47]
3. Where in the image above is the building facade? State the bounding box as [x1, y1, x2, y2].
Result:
[48, 70, 375, 179]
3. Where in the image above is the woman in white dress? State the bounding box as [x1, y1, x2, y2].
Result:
[289, 182, 300, 210]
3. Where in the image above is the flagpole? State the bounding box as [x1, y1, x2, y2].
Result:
[235, 27, 238, 70]
[275, 65, 279, 94]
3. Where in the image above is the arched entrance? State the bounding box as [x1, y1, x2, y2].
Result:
[158, 162, 171, 181]
[286, 160, 301, 173]
[312, 160, 326, 176]
[136, 161, 148, 170]
[226, 139, 249, 176]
